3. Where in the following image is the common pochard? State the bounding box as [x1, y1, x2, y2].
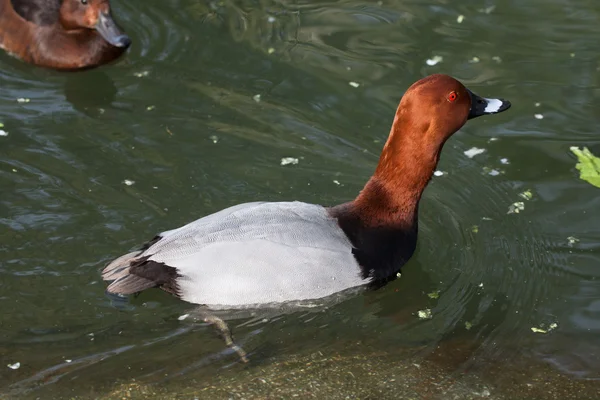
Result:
[103, 74, 511, 309]
[0, 0, 130, 70]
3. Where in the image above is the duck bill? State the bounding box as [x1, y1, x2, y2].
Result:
[467, 89, 511, 120]
[95, 12, 131, 48]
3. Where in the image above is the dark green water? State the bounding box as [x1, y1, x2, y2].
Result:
[1, 0, 599, 398]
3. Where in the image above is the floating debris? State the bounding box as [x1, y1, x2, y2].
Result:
[469, 57, 480, 63]
[500, 158, 509, 165]
[146, 105, 155, 111]
[433, 170, 446, 177]
[519, 189, 533, 201]
[531, 322, 558, 334]
[492, 56, 502, 63]
[570, 146, 600, 188]
[535, 102, 541, 107]
[425, 55, 443, 66]
[209, 135, 218, 144]
[7, 362, 20, 370]
[567, 236, 579, 246]
[478, 282, 484, 288]
[267, 48, 275, 54]
[427, 290, 440, 300]
[457, 15, 465, 23]
[483, 167, 501, 176]
[123, 179, 135, 186]
[348, 81, 360, 88]
[134, 71, 150, 78]
[534, 114, 544, 120]
[479, 5, 496, 14]
[0, 129, 7, 137]
[507, 201, 525, 214]
[253, 94, 261, 103]
[280, 157, 299, 166]
[465, 321, 473, 330]
[417, 309, 432, 319]
[267, 16, 276, 23]
[17, 98, 30, 103]
[471, 225, 479, 233]
[178, 314, 189, 321]
[333, 180, 341, 185]
[464, 147, 486, 158]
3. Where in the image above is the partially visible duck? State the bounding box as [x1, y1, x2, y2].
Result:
[0, 0, 130, 70]
[102, 74, 510, 314]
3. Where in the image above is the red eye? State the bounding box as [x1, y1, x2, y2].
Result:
[447, 91, 458, 102]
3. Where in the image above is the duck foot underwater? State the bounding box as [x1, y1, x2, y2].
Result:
[200, 311, 249, 363]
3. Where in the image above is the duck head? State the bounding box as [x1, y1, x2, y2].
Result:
[391, 74, 511, 148]
[59, 0, 131, 48]
[376, 74, 511, 170]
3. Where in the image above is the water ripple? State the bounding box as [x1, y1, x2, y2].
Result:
[1, 0, 599, 396]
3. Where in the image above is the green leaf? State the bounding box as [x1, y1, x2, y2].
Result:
[518, 189, 533, 201]
[570, 146, 600, 188]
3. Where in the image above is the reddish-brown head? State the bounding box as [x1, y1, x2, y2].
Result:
[398, 74, 472, 140]
[376, 74, 510, 178]
[391, 74, 510, 152]
[59, 0, 131, 48]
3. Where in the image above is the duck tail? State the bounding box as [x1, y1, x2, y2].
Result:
[102, 251, 156, 295]
[101, 251, 139, 281]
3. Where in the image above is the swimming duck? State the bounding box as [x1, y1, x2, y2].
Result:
[103, 74, 510, 309]
[0, 0, 130, 70]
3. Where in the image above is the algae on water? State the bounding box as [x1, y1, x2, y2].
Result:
[570, 146, 600, 188]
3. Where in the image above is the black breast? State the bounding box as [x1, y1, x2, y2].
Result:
[329, 203, 418, 288]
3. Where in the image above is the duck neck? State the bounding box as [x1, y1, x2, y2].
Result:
[328, 110, 446, 282]
[354, 112, 443, 228]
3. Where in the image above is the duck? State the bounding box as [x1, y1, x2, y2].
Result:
[0, 0, 131, 70]
[102, 74, 510, 357]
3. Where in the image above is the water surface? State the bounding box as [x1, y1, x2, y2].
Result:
[1, 0, 599, 398]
